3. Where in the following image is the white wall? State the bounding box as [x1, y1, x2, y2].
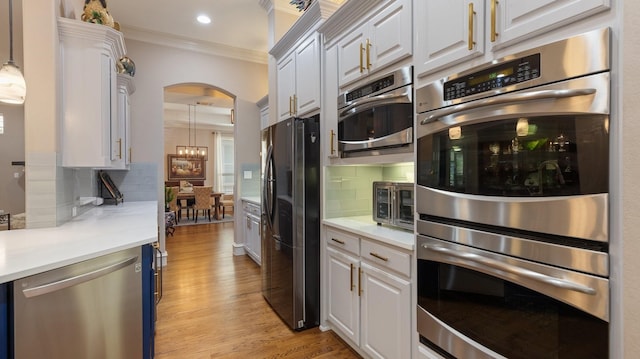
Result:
[121, 38, 266, 250]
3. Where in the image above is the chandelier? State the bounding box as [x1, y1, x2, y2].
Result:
[0, 0, 27, 105]
[176, 104, 208, 160]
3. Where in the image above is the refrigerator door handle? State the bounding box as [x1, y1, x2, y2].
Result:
[263, 144, 275, 232]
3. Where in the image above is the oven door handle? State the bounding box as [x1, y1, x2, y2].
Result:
[339, 91, 411, 121]
[419, 88, 596, 125]
[425, 244, 597, 295]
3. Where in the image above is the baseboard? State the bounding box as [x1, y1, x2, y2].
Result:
[232, 242, 246, 256]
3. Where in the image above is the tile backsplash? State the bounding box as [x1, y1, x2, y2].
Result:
[324, 163, 414, 219]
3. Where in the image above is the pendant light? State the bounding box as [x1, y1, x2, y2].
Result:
[0, 0, 26, 105]
[176, 104, 207, 160]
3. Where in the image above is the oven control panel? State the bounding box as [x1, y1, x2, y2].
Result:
[444, 53, 541, 101]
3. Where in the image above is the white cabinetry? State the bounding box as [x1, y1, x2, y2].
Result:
[325, 226, 411, 359]
[58, 18, 126, 168]
[276, 34, 320, 122]
[243, 200, 261, 265]
[112, 74, 135, 169]
[270, 1, 341, 123]
[414, 0, 610, 77]
[336, 0, 412, 87]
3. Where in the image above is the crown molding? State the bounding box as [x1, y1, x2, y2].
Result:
[318, 0, 385, 44]
[58, 17, 126, 59]
[269, 0, 342, 59]
[119, 25, 268, 65]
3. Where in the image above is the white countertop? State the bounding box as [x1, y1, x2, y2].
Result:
[0, 201, 158, 283]
[323, 216, 415, 251]
[241, 196, 261, 205]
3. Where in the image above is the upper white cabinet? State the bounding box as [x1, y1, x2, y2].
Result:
[270, 0, 341, 122]
[414, 0, 610, 77]
[58, 18, 126, 168]
[336, 0, 412, 87]
[276, 33, 321, 122]
[414, 0, 485, 77]
[112, 74, 135, 169]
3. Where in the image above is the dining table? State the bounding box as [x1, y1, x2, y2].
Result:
[177, 190, 223, 220]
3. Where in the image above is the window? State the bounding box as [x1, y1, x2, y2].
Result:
[214, 132, 234, 194]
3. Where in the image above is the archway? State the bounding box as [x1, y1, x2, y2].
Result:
[162, 83, 236, 220]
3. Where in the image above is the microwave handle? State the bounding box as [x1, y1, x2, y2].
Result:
[339, 91, 411, 121]
[419, 88, 596, 125]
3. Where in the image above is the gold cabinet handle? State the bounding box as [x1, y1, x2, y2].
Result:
[358, 266, 362, 296]
[117, 138, 122, 159]
[293, 94, 297, 115]
[468, 3, 476, 50]
[370, 252, 389, 262]
[491, 0, 499, 42]
[350, 263, 354, 291]
[359, 43, 365, 73]
[331, 237, 345, 245]
[366, 38, 372, 70]
[128, 147, 132, 163]
[330, 129, 336, 155]
[289, 96, 293, 115]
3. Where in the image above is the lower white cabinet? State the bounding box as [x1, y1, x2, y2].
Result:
[325, 225, 411, 359]
[243, 200, 261, 265]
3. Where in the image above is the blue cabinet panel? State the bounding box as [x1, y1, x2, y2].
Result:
[0, 283, 9, 359]
[142, 244, 155, 359]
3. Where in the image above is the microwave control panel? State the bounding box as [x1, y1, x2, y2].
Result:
[443, 53, 541, 101]
[346, 74, 395, 102]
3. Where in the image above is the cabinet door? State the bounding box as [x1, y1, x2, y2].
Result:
[277, 53, 296, 122]
[295, 34, 320, 117]
[414, 0, 485, 77]
[0, 283, 8, 359]
[492, 0, 610, 49]
[367, 0, 412, 74]
[337, 22, 367, 87]
[112, 84, 127, 168]
[323, 45, 339, 162]
[360, 262, 411, 359]
[326, 247, 360, 345]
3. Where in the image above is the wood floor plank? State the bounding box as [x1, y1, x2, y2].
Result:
[154, 222, 361, 359]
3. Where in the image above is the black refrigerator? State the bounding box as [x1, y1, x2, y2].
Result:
[261, 115, 320, 330]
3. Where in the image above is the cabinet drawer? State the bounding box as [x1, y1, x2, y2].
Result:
[361, 238, 411, 277]
[243, 202, 260, 216]
[326, 227, 359, 256]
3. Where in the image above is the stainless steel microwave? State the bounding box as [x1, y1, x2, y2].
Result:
[337, 67, 413, 158]
[373, 181, 414, 230]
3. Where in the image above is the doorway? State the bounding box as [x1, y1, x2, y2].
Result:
[162, 83, 235, 220]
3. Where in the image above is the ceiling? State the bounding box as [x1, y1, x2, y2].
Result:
[104, 0, 303, 130]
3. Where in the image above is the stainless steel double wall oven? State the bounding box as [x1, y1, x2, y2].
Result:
[415, 28, 611, 358]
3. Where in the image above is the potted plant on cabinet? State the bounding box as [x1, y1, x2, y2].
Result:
[164, 186, 174, 212]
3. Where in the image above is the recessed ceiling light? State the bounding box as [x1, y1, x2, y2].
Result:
[197, 15, 211, 24]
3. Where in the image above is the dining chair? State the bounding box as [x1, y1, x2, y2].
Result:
[219, 194, 234, 218]
[168, 186, 181, 222]
[191, 186, 212, 223]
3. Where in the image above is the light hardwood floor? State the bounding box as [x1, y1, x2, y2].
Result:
[155, 222, 361, 359]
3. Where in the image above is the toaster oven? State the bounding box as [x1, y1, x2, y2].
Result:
[373, 182, 414, 230]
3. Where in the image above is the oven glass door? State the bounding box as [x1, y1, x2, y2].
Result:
[417, 236, 609, 359]
[417, 114, 608, 197]
[374, 186, 392, 223]
[339, 101, 413, 144]
[395, 187, 414, 226]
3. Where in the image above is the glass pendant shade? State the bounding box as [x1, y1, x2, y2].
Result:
[0, 61, 26, 104]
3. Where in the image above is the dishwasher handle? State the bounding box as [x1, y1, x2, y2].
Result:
[22, 255, 139, 298]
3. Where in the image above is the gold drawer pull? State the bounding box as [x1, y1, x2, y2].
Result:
[331, 237, 345, 245]
[350, 263, 354, 291]
[370, 252, 389, 262]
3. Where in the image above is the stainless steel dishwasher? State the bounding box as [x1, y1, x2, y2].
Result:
[13, 246, 143, 358]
